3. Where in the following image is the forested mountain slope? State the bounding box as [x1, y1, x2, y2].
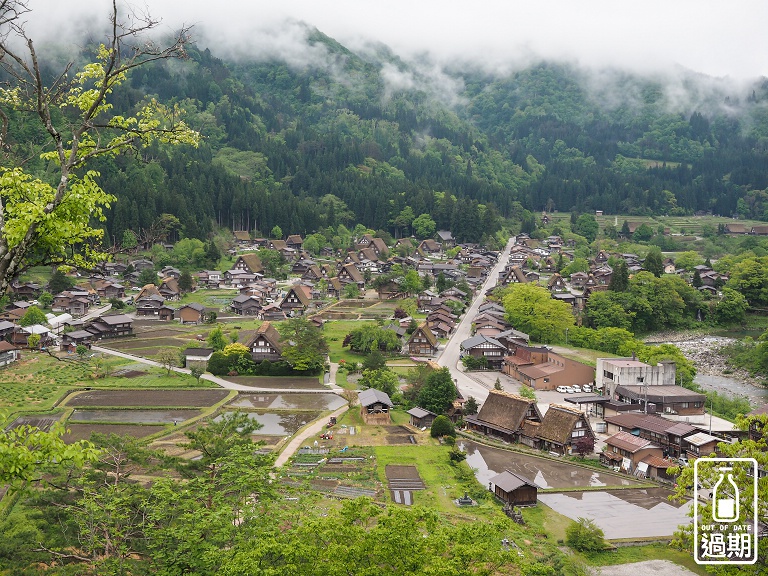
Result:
[9, 25, 768, 243]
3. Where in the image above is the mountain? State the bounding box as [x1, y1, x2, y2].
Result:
[14, 26, 768, 243]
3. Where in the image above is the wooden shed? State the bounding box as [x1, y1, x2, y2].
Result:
[407, 407, 437, 429]
[489, 470, 538, 506]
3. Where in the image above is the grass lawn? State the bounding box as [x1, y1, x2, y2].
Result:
[525, 501, 573, 542]
[374, 443, 498, 516]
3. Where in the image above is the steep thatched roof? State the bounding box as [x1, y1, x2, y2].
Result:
[235, 253, 264, 274]
[245, 321, 283, 353]
[474, 390, 541, 432]
[535, 404, 586, 445]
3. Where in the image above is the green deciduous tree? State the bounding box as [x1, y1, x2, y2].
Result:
[572, 213, 599, 242]
[207, 326, 227, 351]
[0, 2, 198, 295]
[713, 287, 749, 325]
[643, 246, 664, 277]
[279, 317, 328, 372]
[18, 305, 46, 326]
[178, 270, 194, 292]
[37, 291, 53, 309]
[671, 414, 768, 573]
[566, 517, 605, 552]
[726, 256, 768, 307]
[0, 423, 98, 487]
[608, 259, 630, 291]
[47, 268, 74, 294]
[358, 368, 399, 396]
[138, 268, 157, 286]
[412, 213, 437, 239]
[416, 367, 457, 414]
[501, 283, 575, 343]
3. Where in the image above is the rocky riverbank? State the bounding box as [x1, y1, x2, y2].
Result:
[644, 332, 767, 403]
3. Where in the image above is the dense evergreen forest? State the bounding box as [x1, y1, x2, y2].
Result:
[9, 25, 768, 243]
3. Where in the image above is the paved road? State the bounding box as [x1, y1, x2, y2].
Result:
[436, 237, 514, 404]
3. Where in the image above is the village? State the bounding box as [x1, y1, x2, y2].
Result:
[0, 221, 766, 570]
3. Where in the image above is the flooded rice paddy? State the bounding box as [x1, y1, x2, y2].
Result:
[215, 410, 321, 436]
[460, 440, 641, 489]
[69, 409, 202, 424]
[538, 490, 692, 539]
[229, 393, 345, 411]
[460, 440, 691, 538]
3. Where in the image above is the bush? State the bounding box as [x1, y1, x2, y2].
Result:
[448, 448, 466, 462]
[565, 517, 605, 552]
[461, 355, 489, 370]
[430, 415, 455, 438]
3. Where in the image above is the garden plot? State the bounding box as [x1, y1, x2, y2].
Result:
[386, 465, 425, 506]
[383, 425, 417, 445]
[67, 389, 229, 408]
[7, 414, 62, 431]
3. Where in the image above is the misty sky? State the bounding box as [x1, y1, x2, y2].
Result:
[24, 0, 768, 80]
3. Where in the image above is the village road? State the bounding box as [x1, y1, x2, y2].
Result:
[436, 236, 514, 404]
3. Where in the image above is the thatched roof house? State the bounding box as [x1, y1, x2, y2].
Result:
[465, 390, 542, 442]
[530, 404, 594, 455]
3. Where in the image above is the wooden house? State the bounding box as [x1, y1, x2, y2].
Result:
[233, 230, 251, 244]
[280, 285, 312, 315]
[529, 404, 594, 455]
[339, 263, 365, 288]
[604, 413, 696, 459]
[601, 431, 663, 473]
[135, 294, 166, 316]
[405, 323, 439, 356]
[489, 470, 538, 506]
[231, 294, 262, 316]
[465, 390, 542, 443]
[85, 314, 133, 339]
[182, 348, 214, 368]
[435, 230, 455, 248]
[232, 254, 264, 275]
[246, 321, 283, 363]
[682, 432, 721, 461]
[460, 334, 507, 369]
[177, 303, 206, 324]
[286, 234, 304, 250]
[0, 341, 21, 366]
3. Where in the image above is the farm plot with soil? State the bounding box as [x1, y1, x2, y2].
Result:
[67, 389, 229, 407]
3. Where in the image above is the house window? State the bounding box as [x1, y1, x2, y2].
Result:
[572, 430, 586, 438]
[680, 402, 689, 409]
[603, 370, 614, 380]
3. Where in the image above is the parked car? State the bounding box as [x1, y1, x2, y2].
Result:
[556, 385, 574, 394]
[571, 385, 582, 393]
[582, 385, 593, 393]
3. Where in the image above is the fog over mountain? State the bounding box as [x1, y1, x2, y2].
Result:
[27, 0, 768, 81]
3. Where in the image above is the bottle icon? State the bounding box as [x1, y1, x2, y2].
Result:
[712, 467, 739, 523]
